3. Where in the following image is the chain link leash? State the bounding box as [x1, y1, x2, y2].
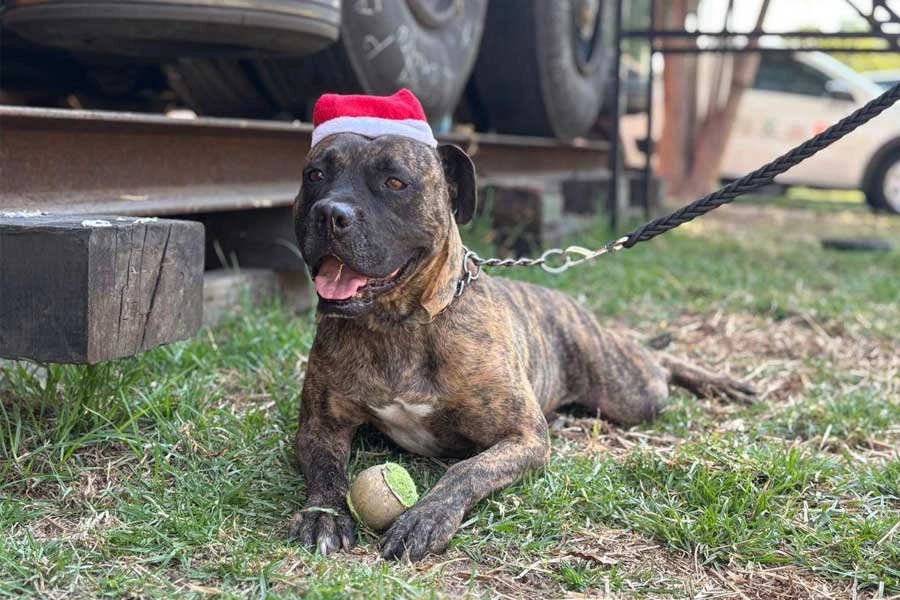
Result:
[455, 236, 630, 297]
[453, 81, 900, 299]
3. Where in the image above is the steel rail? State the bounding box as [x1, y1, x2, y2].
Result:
[0, 106, 611, 216]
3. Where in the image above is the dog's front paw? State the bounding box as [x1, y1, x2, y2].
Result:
[289, 506, 355, 555]
[378, 502, 463, 561]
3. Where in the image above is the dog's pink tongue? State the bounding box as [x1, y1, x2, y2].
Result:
[315, 257, 369, 300]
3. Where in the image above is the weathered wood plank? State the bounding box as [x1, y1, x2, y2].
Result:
[0, 214, 204, 364]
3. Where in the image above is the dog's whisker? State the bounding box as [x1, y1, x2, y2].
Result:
[334, 261, 344, 282]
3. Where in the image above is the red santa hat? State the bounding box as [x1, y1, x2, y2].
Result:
[311, 88, 437, 149]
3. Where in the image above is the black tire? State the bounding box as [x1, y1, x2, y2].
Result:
[252, 42, 359, 118]
[254, 0, 487, 121]
[470, 0, 616, 139]
[163, 59, 274, 117]
[1, 0, 340, 57]
[865, 146, 900, 215]
[821, 238, 894, 252]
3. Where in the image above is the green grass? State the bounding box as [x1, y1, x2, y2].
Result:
[504, 211, 900, 334]
[738, 187, 867, 213]
[2, 203, 899, 598]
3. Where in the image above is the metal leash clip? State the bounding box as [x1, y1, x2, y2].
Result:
[538, 237, 630, 274]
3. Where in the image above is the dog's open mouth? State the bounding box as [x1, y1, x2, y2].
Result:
[314, 255, 414, 303]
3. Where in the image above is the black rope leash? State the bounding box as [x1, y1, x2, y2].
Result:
[457, 81, 900, 289]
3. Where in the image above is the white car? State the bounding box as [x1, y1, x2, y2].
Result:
[723, 51, 900, 213]
[862, 69, 900, 91]
[625, 52, 900, 214]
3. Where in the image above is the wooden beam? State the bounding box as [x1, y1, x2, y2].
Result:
[0, 214, 204, 364]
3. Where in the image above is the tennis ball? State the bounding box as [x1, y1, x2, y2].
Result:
[347, 463, 419, 531]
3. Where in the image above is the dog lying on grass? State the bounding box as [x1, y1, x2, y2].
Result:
[288, 90, 756, 561]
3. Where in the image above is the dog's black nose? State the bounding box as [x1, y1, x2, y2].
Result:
[313, 199, 356, 237]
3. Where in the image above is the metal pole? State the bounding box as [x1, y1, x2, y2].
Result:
[642, 0, 655, 219]
[623, 29, 898, 39]
[648, 46, 900, 54]
[608, 0, 624, 231]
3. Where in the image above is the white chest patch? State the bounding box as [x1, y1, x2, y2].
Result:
[372, 398, 441, 457]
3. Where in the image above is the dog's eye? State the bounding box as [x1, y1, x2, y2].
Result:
[385, 177, 408, 191]
[307, 169, 325, 182]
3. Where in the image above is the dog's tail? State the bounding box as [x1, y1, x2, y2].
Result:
[657, 353, 758, 405]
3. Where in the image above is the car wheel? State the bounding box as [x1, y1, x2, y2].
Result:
[254, 0, 488, 121]
[866, 147, 900, 215]
[1, 0, 340, 57]
[469, 0, 617, 139]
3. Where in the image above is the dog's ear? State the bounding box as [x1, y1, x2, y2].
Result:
[438, 144, 477, 224]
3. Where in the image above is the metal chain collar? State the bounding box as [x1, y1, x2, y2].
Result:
[454, 235, 630, 298]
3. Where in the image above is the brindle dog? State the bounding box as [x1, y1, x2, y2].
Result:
[289, 134, 756, 561]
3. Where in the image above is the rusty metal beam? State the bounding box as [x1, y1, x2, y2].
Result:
[0, 106, 610, 216]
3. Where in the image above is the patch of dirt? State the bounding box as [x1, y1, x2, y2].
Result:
[269, 528, 872, 599]
[6, 445, 140, 568]
[5, 442, 137, 504]
[23, 509, 122, 545]
[623, 311, 898, 404]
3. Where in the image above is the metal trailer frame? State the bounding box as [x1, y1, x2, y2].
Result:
[2, 0, 899, 228]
